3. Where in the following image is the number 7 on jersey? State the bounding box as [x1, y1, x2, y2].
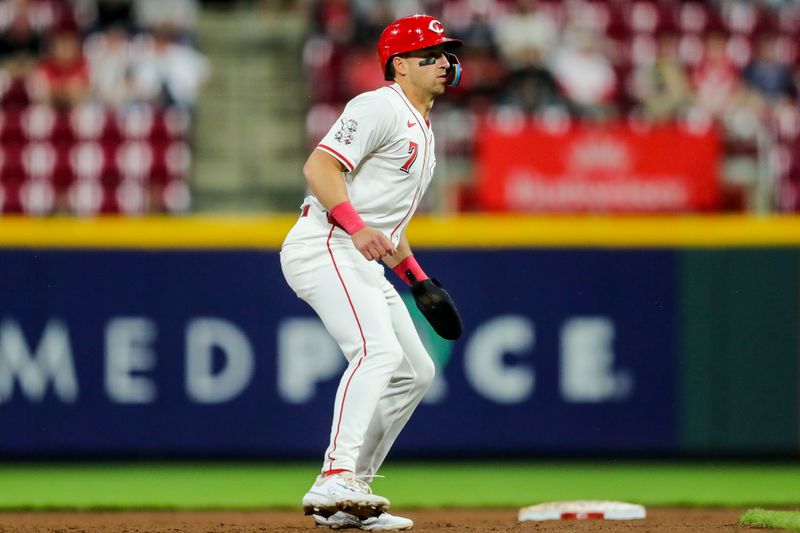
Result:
[401, 141, 419, 173]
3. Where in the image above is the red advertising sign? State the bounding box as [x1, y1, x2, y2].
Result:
[476, 120, 720, 212]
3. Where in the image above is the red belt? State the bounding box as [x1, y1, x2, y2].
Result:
[301, 205, 344, 231]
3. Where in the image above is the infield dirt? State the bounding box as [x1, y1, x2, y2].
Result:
[0, 508, 782, 532]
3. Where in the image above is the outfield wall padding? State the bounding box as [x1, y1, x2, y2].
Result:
[0, 216, 797, 457]
[679, 250, 799, 453]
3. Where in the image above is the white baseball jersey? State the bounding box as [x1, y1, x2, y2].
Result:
[306, 83, 437, 245]
[281, 82, 439, 479]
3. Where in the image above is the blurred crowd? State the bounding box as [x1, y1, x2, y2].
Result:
[303, 0, 800, 212]
[0, 0, 209, 215]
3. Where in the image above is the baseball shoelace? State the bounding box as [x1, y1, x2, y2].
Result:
[338, 474, 379, 494]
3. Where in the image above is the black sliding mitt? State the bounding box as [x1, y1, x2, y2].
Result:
[407, 272, 463, 340]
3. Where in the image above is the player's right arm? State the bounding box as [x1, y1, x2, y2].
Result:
[303, 149, 396, 261]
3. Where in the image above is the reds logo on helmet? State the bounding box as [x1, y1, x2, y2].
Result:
[377, 15, 463, 81]
[428, 20, 444, 34]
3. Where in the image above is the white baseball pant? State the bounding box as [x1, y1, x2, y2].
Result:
[280, 207, 435, 479]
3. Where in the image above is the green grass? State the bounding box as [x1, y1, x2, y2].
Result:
[740, 508, 800, 531]
[0, 462, 798, 510]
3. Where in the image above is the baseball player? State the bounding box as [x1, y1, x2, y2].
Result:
[280, 14, 464, 531]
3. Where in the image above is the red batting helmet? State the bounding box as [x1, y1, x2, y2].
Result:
[377, 15, 463, 84]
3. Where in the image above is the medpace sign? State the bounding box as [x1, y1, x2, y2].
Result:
[0, 315, 633, 407]
[0, 249, 677, 457]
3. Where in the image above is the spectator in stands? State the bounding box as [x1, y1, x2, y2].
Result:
[28, 25, 91, 108]
[631, 32, 693, 122]
[500, 47, 566, 114]
[0, 0, 43, 64]
[550, 29, 617, 119]
[350, 0, 400, 46]
[134, 0, 200, 44]
[0, 0, 42, 59]
[298, 0, 800, 213]
[441, 0, 492, 36]
[311, 0, 358, 45]
[306, 0, 360, 103]
[742, 35, 795, 102]
[340, 45, 386, 99]
[303, 34, 346, 103]
[84, 25, 138, 107]
[458, 42, 509, 112]
[455, 9, 497, 53]
[490, 0, 565, 115]
[88, 0, 136, 33]
[492, 0, 559, 70]
[691, 32, 740, 119]
[130, 27, 210, 110]
[448, 8, 507, 111]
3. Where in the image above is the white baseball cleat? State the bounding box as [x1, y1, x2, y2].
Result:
[302, 473, 390, 520]
[313, 511, 413, 531]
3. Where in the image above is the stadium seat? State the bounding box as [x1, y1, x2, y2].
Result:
[114, 179, 147, 214]
[20, 178, 55, 216]
[726, 34, 753, 67]
[678, 33, 704, 66]
[776, 4, 800, 34]
[159, 179, 192, 213]
[774, 35, 798, 65]
[151, 141, 191, 184]
[629, 33, 658, 65]
[159, 107, 191, 140]
[722, 2, 774, 36]
[115, 141, 154, 183]
[678, 2, 707, 33]
[628, 1, 660, 34]
[69, 141, 105, 182]
[69, 103, 108, 141]
[67, 178, 104, 216]
[20, 105, 56, 140]
[116, 105, 155, 140]
[21, 142, 57, 181]
[577, 0, 613, 35]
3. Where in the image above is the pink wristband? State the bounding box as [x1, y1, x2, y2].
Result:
[392, 255, 428, 286]
[330, 201, 366, 235]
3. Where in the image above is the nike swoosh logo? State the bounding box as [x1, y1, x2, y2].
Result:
[407, 121, 416, 128]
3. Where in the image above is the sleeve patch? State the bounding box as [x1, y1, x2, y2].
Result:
[334, 118, 359, 145]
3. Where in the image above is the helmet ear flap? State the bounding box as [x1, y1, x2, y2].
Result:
[444, 52, 462, 87]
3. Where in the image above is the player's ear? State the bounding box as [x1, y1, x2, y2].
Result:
[392, 55, 408, 78]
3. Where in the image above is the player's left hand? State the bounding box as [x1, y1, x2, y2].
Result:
[408, 274, 462, 340]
